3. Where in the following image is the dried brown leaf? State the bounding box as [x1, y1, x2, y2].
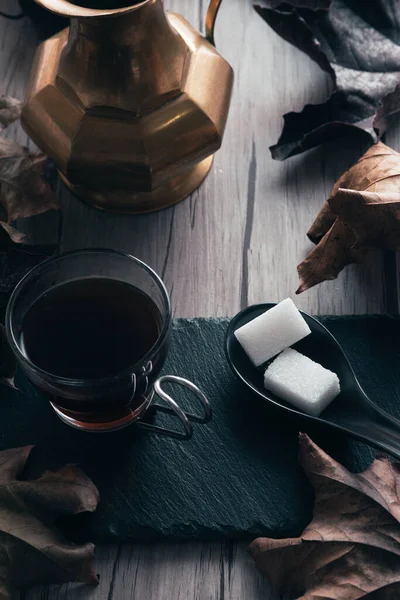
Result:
[297, 220, 365, 294]
[331, 189, 400, 250]
[250, 434, 400, 599]
[307, 200, 337, 244]
[0, 446, 99, 598]
[0, 137, 58, 245]
[308, 142, 400, 243]
[0, 97, 22, 130]
[254, 1, 400, 160]
[297, 142, 400, 293]
[0, 223, 26, 245]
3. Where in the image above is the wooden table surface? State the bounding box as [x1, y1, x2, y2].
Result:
[2, 0, 399, 598]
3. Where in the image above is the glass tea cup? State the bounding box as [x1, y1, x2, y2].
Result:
[5, 249, 211, 438]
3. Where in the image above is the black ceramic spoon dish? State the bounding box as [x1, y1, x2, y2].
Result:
[225, 304, 400, 460]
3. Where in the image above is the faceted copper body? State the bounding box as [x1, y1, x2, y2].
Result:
[22, 0, 233, 212]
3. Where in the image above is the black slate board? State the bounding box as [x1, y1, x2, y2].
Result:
[0, 315, 399, 543]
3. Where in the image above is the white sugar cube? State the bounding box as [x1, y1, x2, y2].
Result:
[234, 298, 311, 366]
[264, 348, 340, 416]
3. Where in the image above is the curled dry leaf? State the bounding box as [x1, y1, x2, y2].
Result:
[0, 446, 99, 599]
[0, 137, 58, 247]
[0, 97, 22, 131]
[297, 220, 365, 294]
[0, 222, 26, 245]
[332, 189, 400, 250]
[250, 433, 400, 600]
[308, 142, 400, 243]
[297, 141, 400, 293]
[253, 0, 400, 160]
[0, 324, 17, 390]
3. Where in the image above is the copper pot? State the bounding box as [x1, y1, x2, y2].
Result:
[22, 0, 233, 212]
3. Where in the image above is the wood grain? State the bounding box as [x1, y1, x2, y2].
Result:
[1, 0, 397, 598]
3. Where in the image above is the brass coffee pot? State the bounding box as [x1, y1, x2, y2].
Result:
[22, 0, 233, 212]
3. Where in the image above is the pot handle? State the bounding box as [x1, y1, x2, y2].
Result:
[205, 0, 224, 46]
[136, 376, 212, 440]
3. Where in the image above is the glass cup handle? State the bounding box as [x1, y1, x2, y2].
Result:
[136, 375, 212, 440]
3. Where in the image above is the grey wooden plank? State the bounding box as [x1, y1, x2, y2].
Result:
[18, 545, 120, 600]
[223, 1, 386, 315]
[0, 1, 59, 246]
[379, 125, 400, 315]
[108, 541, 272, 600]
[21, 542, 274, 600]
[0, 1, 36, 148]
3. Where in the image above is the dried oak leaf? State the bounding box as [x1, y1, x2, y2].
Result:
[297, 219, 364, 293]
[0, 446, 99, 599]
[253, 0, 400, 160]
[297, 141, 400, 293]
[0, 324, 16, 390]
[0, 97, 22, 131]
[0, 137, 58, 246]
[308, 142, 400, 243]
[250, 433, 400, 600]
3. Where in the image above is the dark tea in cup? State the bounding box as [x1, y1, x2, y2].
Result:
[20, 278, 162, 379]
[6, 250, 210, 437]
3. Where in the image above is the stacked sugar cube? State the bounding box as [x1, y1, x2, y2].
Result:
[263, 348, 340, 416]
[235, 298, 311, 366]
[234, 298, 340, 416]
